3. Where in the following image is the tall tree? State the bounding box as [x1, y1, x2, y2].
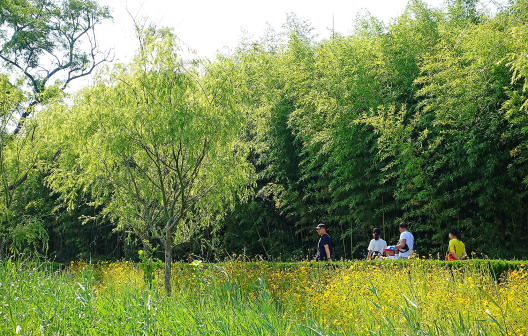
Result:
[0, 0, 111, 259]
[41, 27, 253, 295]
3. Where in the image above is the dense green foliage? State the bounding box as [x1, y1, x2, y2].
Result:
[2, 0, 528, 262]
[0, 0, 111, 260]
[208, 0, 528, 260]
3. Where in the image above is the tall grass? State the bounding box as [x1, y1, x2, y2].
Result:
[1, 258, 526, 335]
[0, 259, 325, 335]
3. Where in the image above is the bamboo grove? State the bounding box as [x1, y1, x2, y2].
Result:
[205, 0, 528, 260]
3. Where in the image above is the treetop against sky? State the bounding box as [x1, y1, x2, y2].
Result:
[66, 0, 461, 91]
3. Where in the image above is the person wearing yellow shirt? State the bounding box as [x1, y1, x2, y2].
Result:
[447, 228, 466, 261]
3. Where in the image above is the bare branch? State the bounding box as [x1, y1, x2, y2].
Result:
[0, 55, 39, 93]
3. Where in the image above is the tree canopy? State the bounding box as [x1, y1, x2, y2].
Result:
[0, 0, 111, 260]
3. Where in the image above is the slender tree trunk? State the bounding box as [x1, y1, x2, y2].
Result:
[164, 228, 173, 296]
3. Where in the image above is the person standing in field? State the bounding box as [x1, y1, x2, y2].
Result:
[394, 222, 414, 259]
[315, 224, 332, 261]
[367, 228, 387, 260]
[447, 228, 466, 260]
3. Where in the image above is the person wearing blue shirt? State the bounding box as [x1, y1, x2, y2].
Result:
[315, 224, 332, 261]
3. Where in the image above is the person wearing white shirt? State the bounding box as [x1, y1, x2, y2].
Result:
[367, 228, 387, 260]
[394, 222, 414, 259]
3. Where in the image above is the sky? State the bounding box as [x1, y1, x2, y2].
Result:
[67, 0, 448, 91]
[95, 0, 446, 61]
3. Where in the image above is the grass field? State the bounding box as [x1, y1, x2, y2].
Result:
[1, 258, 527, 335]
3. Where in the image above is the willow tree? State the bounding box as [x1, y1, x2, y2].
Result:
[41, 27, 253, 295]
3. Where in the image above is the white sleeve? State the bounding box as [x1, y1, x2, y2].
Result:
[400, 232, 409, 245]
[367, 239, 374, 251]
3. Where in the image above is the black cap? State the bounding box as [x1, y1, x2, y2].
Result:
[315, 224, 326, 230]
[373, 228, 381, 234]
[399, 222, 408, 229]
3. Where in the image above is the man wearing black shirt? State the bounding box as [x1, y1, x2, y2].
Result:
[315, 224, 332, 261]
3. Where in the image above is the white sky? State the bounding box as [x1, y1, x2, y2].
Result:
[68, 0, 447, 92]
[97, 0, 446, 61]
